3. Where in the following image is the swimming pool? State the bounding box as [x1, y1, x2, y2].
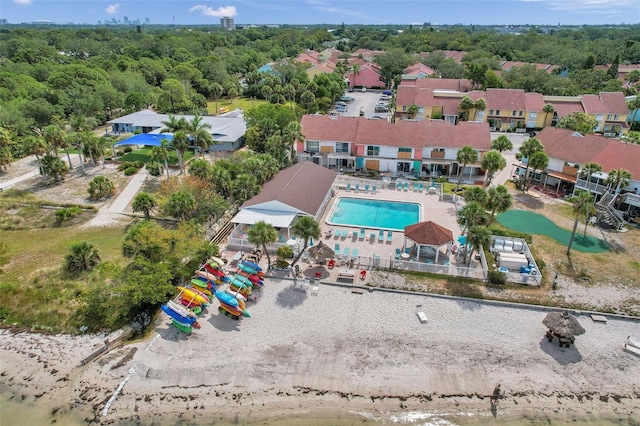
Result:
[327, 198, 420, 231]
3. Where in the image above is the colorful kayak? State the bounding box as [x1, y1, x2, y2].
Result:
[167, 300, 197, 318]
[219, 301, 243, 317]
[210, 256, 226, 267]
[178, 297, 201, 307]
[195, 270, 221, 284]
[237, 270, 263, 284]
[237, 262, 258, 275]
[225, 288, 247, 302]
[187, 286, 212, 304]
[214, 290, 239, 307]
[161, 305, 197, 325]
[229, 283, 252, 296]
[177, 286, 210, 306]
[241, 260, 263, 272]
[171, 318, 192, 334]
[190, 279, 213, 295]
[231, 274, 255, 288]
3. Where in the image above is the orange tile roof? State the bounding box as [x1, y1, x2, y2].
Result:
[404, 221, 454, 246]
[548, 100, 584, 118]
[598, 92, 629, 115]
[525, 92, 545, 112]
[486, 88, 527, 111]
[301, 115, 491, 151]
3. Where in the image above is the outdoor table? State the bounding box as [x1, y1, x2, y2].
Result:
[401, 253, 410, 260]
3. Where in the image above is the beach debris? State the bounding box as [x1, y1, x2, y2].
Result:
[102, 368, 135, 417]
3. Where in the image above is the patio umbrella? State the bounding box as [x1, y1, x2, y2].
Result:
[542, 311, 586, 339]
[307, 241, 334, 262]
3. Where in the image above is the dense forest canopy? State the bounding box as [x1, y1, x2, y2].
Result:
[1, 24, 639, 142]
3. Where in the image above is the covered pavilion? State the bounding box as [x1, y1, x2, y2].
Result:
[403, 221, 454, 264]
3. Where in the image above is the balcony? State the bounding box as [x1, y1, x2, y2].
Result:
[574, 178, 608, 194]
[561, 164, 579, 177]
[429, 150, 445, 159]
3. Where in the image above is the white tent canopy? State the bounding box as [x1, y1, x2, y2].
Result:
[231, 208, 297, 229]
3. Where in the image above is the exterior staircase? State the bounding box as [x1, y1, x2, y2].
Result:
[595, 190, 626, 230]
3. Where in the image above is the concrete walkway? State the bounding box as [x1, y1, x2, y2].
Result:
[0, 170, 39, 190]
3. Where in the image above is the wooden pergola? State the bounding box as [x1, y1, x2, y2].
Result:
[403, 221, 454, 264]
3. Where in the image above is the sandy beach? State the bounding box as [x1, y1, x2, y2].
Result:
[1, 275, 640, 425]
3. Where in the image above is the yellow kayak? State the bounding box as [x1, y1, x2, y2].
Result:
[177, 286, 210, 306]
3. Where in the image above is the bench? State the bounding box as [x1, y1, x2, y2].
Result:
[416, 311, 428, 323]
[337, 269, 355, 282]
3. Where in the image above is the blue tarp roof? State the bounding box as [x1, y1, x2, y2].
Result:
[114, 133, 173, 146]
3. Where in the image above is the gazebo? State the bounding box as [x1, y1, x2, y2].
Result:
[403, 221, 454, 264]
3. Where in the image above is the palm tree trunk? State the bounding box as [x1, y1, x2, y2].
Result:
[164, 158, 170, 179]
[177, 151, 184, 174]
[290, 240, 308, 269]
[261, 243, 271, 271]
[583, 213, 589, 236]
[567, 216, 580, 255]
[454, 162, 466, 192]
[522, 165, 530, 192]
[78, 150, 86, 174]
[66, 150, 73, 169]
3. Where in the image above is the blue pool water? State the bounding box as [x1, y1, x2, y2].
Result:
[328, 198, 420, 231]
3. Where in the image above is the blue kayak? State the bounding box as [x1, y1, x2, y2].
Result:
[240, 260, 262, 272]
[214, 290, 239, 307]
[161, 304, 197, 325]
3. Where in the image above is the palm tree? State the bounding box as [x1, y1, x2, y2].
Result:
[161, 114, 188, 134]
[132, 192, 157, 219]
[463, 186, 488, 205]
[187, 115, 213, 158]
[283, 121, 305, 163]
[150, 140, 171, 179]
[290, 216, 321, 269]
[407, 104, 419, 119]
[466, 225, 491, 266]
[457, 201, 488, 235]
[283, 84, 296, 109]
[454, 146, 479, 193]
[231, 173, 259, 202]
[486, 185, 513, 225]
[580, 162, 602, 182]
[566, 190, 596, 256]
[491, 135, 513, 153]
[519, 138, 544, 192]
[524, 151, 549, 191]
[248, 220, 278, 271]
[605, 168, 631, 194]
[210, 83, 224, 114]
[23, 135, 48, 178]
[471, 98, 486, 121]
[172, 130, 190, 174]
[481, 150, 507, 188]
[350, 63, 361, 89]
[458, 96, 474, 121]
[41, 124, 66, 157]
[542, 103, 555, 127]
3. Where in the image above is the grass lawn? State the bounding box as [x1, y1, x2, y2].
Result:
[117, 148, 193, 166]
[206, 97, 289, 115]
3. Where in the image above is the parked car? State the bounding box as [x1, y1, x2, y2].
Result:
[374, 106, 389, 113]
[380, 95, 391, 101]
[339, 96, 355, 103]
[370, 116, 384, 120]
[335, 101, 347, 107]
[335, 106, 347, 112]
[383, 90, 393, 95]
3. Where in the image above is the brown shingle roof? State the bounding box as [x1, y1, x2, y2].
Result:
[599, 92, 629, 115]
[301, 115, 360, 142]
[547, 100, 584, 118]
[486, 88, 526, 111]
[581, 94, 607, 114]
[240, 161, 337, 216]
[525, 92, 545, 112]
[414, 78, 472, 92]
[537, 127, 610, 165]
[592, 140, 640, 177]
[404, 221, 454, 246]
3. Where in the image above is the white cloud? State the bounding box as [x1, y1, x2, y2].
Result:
[13, 0, 32, 5]
[106, 4, 119, 14]
[189, 5, 237, 18]
[306, 0, 375, 22]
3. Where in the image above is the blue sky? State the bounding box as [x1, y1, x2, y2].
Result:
[2, 0, 639, 25]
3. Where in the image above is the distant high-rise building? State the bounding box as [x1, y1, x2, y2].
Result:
[123, 16, 129, 24]
[220, 17, 235, 31]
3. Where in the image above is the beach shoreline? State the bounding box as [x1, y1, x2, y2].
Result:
[1, 279, 639, 425]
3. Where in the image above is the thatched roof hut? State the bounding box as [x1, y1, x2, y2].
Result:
[542, 311, 585, 339]
[307, 241, 334, 262]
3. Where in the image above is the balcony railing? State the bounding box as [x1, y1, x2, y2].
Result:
[429, 150, 445, 159]
[574, 178, 608, 194]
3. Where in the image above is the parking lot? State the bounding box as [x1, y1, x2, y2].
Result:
[333, 90, 392, 120]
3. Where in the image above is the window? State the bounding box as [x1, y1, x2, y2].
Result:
[402, 105, 407, 112]
[367, 145, 380, 156]
[489, 109, 494, 115]
[512, 111, 517, 116]
[519, 111, 523, 117]
[496, 109, 501, 115]
[398, 147, 412, 153]
[336, 142, 349, 153]
[307, 141, 319, 152]
[529, 112, 537, 119]
[476, 110, 485, 118]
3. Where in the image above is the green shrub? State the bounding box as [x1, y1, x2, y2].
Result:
[124, 166, 138, 176]
[487, 270, 506, 285]
[124, 146, 133, 153]
[116, 150, 124, 157]
[146, 162, 162, 177]
[88, 176, 116, 200]
[133, 160, 144, 169]
[487, 225, 533, 244]
[55, 206, 82, 223]
[118, 162, 132, 171]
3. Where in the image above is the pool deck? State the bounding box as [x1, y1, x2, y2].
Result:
[316, 185, 468, 269]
